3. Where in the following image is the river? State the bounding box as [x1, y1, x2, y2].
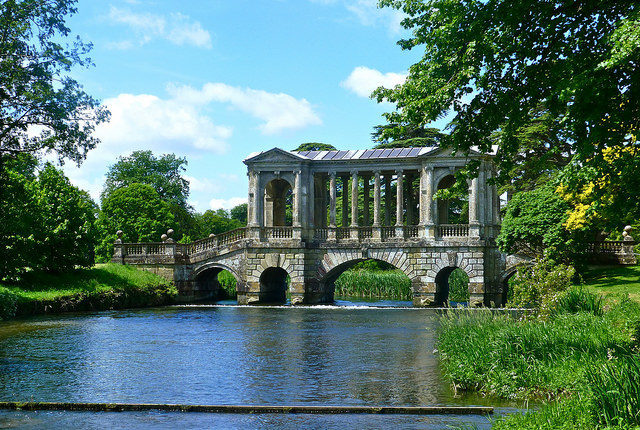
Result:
[0, 301, 520, 429]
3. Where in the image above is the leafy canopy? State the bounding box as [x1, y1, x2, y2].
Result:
[376, 1, 640, 185]
[0, 0, 109, 164]
[101, 150, 190, 208]
[371, 124, 444, 148]
[293, 142, 337, 151]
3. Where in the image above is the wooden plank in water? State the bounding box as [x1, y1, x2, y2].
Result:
[0, 402, 493, 415]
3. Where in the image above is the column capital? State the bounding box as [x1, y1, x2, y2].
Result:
[328, 170, 336, 178]
[293, 169, 302, 175]
[273, 170, 280, 177]
[395, 168, 403, 175]
[350, 170, 358, 176]
[373, 169, 381, 175]
[423, 164, 434, 172]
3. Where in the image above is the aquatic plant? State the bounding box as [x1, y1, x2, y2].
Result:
[334, 269, 412, 300]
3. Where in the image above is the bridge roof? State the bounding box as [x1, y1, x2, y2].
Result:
[294, 147, 436, 160]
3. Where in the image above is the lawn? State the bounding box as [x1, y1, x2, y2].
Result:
[580, 265, 640, 303]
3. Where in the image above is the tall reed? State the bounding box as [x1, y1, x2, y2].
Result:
[334, 269, 412, 300]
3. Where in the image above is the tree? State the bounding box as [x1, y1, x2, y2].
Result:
[375, 1, 639, 187]
[195, 209, 242, 236]
[371, 124, 444, 148]
[97, 184, 174, 259]
[497, 186, 573, 261]
[33, 164, 97, 272]
[230, 203, 248, 225]
[0, 0, 109, 164]
[102, 151, 189, 208]
[293, 142, 337, 151]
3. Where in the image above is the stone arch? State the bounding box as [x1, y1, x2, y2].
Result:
[499, 261, 532, 306]
[315, 248, 418, 302]
[190, 262, 243, 301]
[259, 266, 289, 303]
[263, 178, 293, 227]
[429, 252, 482, 306]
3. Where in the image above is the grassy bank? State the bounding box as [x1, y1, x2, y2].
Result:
[581, 265, 640, 303]
[438, 297, 640, 428]
[0, 264, 177, 320]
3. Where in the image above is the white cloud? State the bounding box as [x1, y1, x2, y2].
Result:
[168, 83, 322, 134]
[311, 0, 405, 33]
[108, 7, 212, 49]
[341, 66, 406, 98]
[184, 175, 221, 193]
[209, 197, 247, 211]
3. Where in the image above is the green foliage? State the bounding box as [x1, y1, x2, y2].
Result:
[97, 184, 174, 259]
[0, 0, 109, 163]
[497, 186, 571, 259]
[508, 259, 575, 309]
[351, 260, 393, 271]
[229, 203, 248, 225]
[371, 124, 444, 148]
[0, 158, 98, 279]
[101, 151, 189, 208]
[217, 270, 236, 299]
[376, 0, 638, 190]
[549, 287, 604, 318]
[195, 209, 243, 237]
[0, 287, 19, 320]
[449, 268, 469, 303]
[293, 142, 337, 151]
[334, 269, 411, 300]
[587, 355, 640, 427]
[493, 395, 594, 430]
[33, 164, 98, 272]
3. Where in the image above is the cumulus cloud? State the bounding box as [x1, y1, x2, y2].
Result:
[168, 83, 322, 135]
[209, 197, 247, 211]
[108, 7, 212, 49]
[341, 66, 407, 98]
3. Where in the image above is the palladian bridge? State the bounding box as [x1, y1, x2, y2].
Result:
[113, 146, 508, 307]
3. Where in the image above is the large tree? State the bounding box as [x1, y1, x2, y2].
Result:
[293, 142, 337, 151]
[371, 124, 444, 148]
[0, 0, 109, 164]
[375, 1, 639, 187]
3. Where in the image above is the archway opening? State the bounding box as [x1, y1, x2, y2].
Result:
[435, 267, 470, 307]
[259, 267, 289, 303]
[264, 178, 293, 227]
[325, 259, 412, 302]
[502, 272, 517, 307]
[217, 269, 237, 299]
[436, 174, 469, 225]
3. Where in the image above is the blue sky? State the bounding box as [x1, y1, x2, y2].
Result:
[62, 0, 438, 212]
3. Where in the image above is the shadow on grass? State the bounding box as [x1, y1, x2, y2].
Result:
[582, 265, 640, 290]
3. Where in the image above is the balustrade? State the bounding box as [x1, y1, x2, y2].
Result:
[314, 228, 328, 240]
[336, 228, 350, 240]
[403, 226, 419, 239]
[381, 226, 396, 241]
[261, 226, 293, 240]
[358, 227, 373, 240]
[436, 224, 469, 238]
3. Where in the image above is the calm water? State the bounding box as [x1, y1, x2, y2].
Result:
[0, 303, 517, 429]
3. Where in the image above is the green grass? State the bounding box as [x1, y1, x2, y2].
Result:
[0, 264, 177, 320]
[334, 269, 412, 300]
[580, 265, 640, 303]
[437, 297, 640, 429]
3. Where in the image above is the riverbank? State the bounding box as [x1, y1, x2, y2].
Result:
[437, 297, 640, 428]
[0, 264, 177, 320]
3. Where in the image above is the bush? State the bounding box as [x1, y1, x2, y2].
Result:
[587, 354, 640, 427]
[508, 258, 575, 309]
[548, 286, 604, 317]
[0, 287, 19, 320]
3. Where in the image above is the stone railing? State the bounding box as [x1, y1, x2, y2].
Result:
[381, 226, 397, 241]
[122, 242, 170, 256]
[261, 226, 293, 240]
[584, 239, 636, 265]
[313, 228, 328, 240]
[358, 226, 373, 240]
[336, 227, 351, 240]
[404, 225, 419, 239]
[187, 227, 247, 255]
[437, 224, 469, 238]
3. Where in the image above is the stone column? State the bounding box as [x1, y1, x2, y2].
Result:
[329, 172, 337, 240]
[406, 173, 414, 226]
[372, 170, 381, 240]
[248, 170, 259, 227]
[395, 169, 404, 227]
[341, 174, 349, 227]
[350, 171, 359, 239]
[384, 174, 392, 226]
[293, 170, 302, 227]
[421, 165, 435, 238]
[469, 166, 481, 237]
[363, 174, 370, 226]
[329, 173, 337, 226]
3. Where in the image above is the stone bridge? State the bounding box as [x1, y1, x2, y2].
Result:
[113, 146, 517, 306]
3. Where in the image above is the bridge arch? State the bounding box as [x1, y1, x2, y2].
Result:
[259, 266, 289, 303]
[191, 262, 243, 301]
[429, 253, 480, 307]
[315, 248, 418, 302]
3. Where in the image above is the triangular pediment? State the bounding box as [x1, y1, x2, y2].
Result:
[244, 147, 308, 164]
[420, 146, 484, 158]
